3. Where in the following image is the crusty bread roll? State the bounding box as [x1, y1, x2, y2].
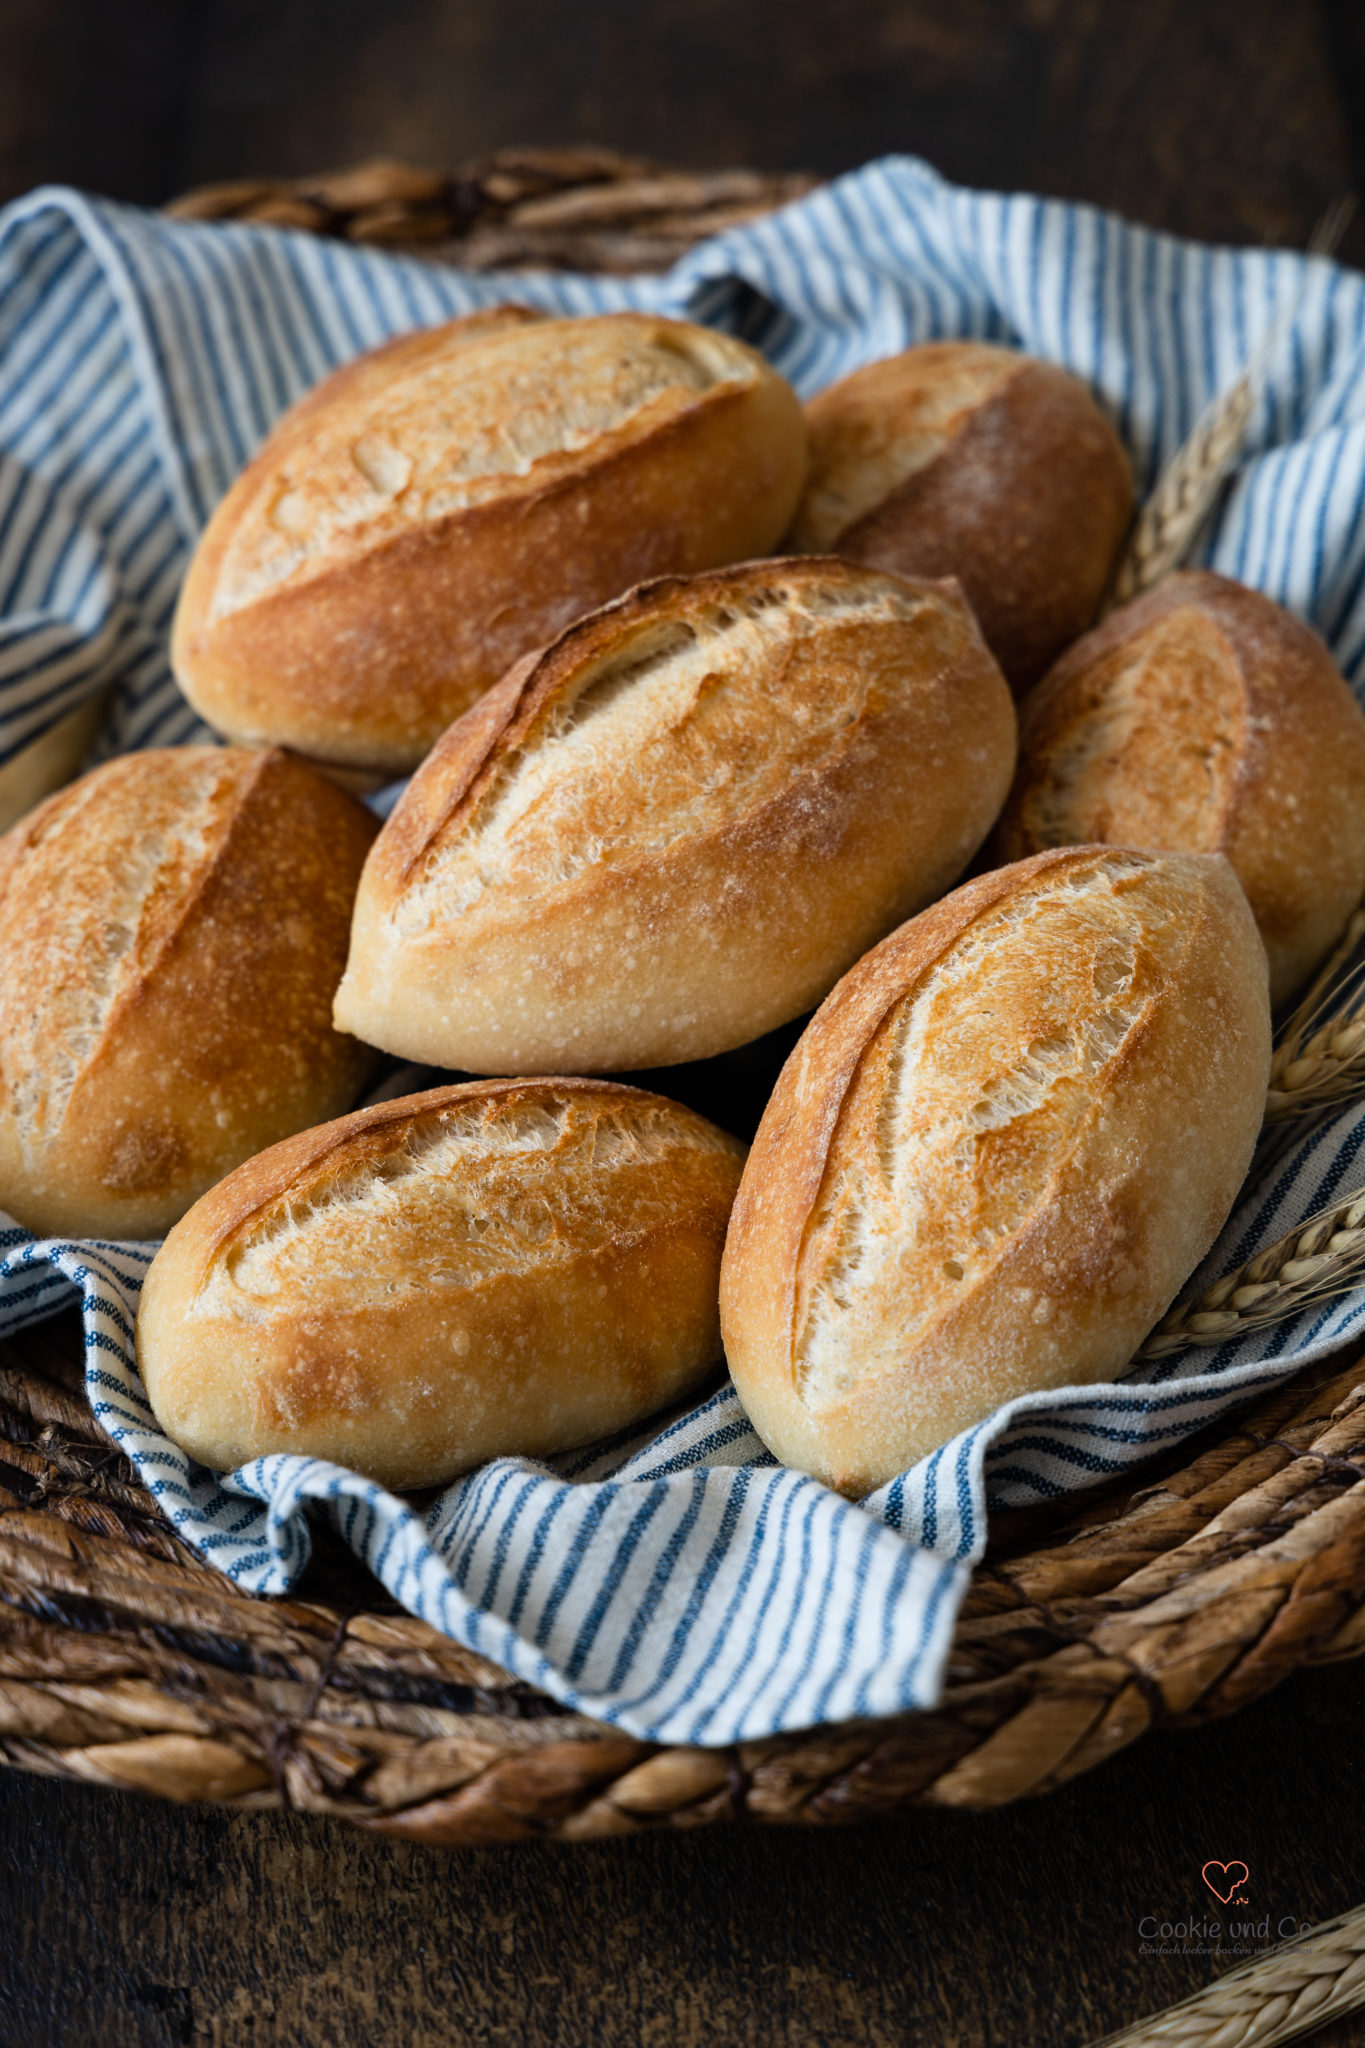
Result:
[995, 571, 1365, 1005]
[171, 307, 808, 774]
[0, 746, 378, 1239]
[720, 846, 1270, 1496]
[334, 557, 1018, 1074]
[789, 342, 1133, 691]
[136, 1078, 746, 1488]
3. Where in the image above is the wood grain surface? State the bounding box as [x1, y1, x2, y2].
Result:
[3, 3, 1365, 2043]
[3, 1654, 1364, 2045]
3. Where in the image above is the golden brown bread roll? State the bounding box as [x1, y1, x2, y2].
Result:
[334, 557, 1018, 1074]
[719, 846, 1270, 1496]
[995, 571, 1365, 1005]
[135, 1078, 746, 1489]
[789, 341, 1133, 691]
[0, 746, 378, 1239]
[171, 307, 808, 774]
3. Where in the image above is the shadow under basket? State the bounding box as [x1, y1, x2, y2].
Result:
[4, 1308, 1365, 1843]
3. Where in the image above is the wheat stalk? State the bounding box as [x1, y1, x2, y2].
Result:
[1108, 197, 1356, 608]
[1265, 909, 1365, 1122]
[1139, 1186, 1365, 1360]
[1083, 1900, 1365, 2048]
[1109, 376, 1257, 606]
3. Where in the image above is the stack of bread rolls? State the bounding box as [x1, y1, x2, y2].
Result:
[9, 305, 1360, 1499]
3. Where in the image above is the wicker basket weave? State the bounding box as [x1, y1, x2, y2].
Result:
[5, 1307, 1365, 1842]
[3, 153, 1365, 1874]
[165, 147, 818, 273]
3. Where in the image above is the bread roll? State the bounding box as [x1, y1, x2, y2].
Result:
[136, 1078, 746, 1489]
[720, 846, 1270, 1496]
[171, 307, 808, 774]
[0, 746, 378, 1239]
[334, 557, 1018, 1074]
[995, 571, 1365, 1005]
[790, 342, 1133, 691]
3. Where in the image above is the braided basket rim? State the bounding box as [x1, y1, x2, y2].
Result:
[4, 1308, 1365, 1843]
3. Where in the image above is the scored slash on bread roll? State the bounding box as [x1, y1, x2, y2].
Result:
[135, 1079, 747, 1490]
[790, 341, 1134, 692]
[171, 307, 808, 774]
[0, 746, 378, 1240]
[995, 571, 1365, 1005]
[333, 557, 1018, 1074]
[719, 846, 1271, 1496]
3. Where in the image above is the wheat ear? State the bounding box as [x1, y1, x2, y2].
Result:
[1266, 908, 1365, 1122]
[1108, 197, 1356, 608]
[1109, 377, 1256, 606]
[1083, 1899, 1365, 2048]
[1139, 1186, 1365, 1359]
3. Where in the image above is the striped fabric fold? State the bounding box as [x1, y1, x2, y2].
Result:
[2, 157, 1365, 1744]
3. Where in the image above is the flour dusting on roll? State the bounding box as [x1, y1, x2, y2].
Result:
[335, 557, 1017, 1074]
[720, 846, 1270, 1496]
[136, 1078, 745, 1490]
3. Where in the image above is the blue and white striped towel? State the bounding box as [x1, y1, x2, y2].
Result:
[3, 156, 1365, 1746]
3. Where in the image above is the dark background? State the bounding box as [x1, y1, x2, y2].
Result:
[3, 3, 1365, 2044]
[0, 0, 1364, 261]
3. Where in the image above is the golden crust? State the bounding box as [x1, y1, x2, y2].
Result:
[135, 1077, 747, 1489]
[791, 343, 1134, 691]
[719, 847, 1270, 1495]
[334, 557, 1018, 1073]
[171, 309, 808, 773]
[0, 746, 378, 1238]
[996, 571, 1365, 1004]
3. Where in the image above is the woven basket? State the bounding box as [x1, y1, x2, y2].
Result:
[165, 147, 818, 273]
[5, 1306, 1365, 1843]
[4, 152, 1365, 1867]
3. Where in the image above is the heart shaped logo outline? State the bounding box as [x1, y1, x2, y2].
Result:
[1202, 1861, 1249, 1904]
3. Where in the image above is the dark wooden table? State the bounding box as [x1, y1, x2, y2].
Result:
[4, 1658, 1365, 2045]
[3, 4, 1365, 2043]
